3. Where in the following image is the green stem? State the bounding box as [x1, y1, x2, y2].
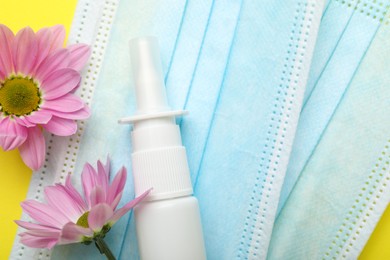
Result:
[95, 237, 116, 260]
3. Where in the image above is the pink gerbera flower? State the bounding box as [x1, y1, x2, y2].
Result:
[16, 157, 151, 259]
[0, 24, 91, 170]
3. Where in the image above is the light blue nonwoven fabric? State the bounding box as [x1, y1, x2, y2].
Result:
[277, 0, 390, 215]
[269, 1, 390, 259]
[51, 0, 324, 259]
[185, 1, 323, 258]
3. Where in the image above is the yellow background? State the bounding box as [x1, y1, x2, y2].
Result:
[0, 1, 78, 259]
[0, 0, 388, 259]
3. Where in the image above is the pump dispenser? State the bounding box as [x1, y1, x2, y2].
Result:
[119, 37, 206, 260]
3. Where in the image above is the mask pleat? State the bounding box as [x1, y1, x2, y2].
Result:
[278, 0, 388, 215]
[270, 1, 390, 259]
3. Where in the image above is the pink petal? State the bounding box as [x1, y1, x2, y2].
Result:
[82, 163, 98, 207]
[35, 27, 54, 69]
[88, 203, 113, 232]
[22, 228, 61, 238]
[0, 24, 14, 75]
[108, 189, 151, 225]
[42, 94, 84, 113]
[63, 174, 87, 211]
[97, 159, 109, 193]
[13, 116, 35, 127]
[103, 156, 111, 175]
[20, 233, 58, 249]
[59, 222, 93, 245]
[45, 105, 90, 120]
[0, 117, 27, 150]
[15, 220, 60, 232]
[41, 68, 80, 100]
[19, 127, 45, 171]
[50, 25, 66, 51]
[42, 116, 77, 136]
[12, 27, 37, 75]
[44, 185, 85, 223]
[34, 25, 65, 69]
[90, 186, 106, 207]
[107, 167, 127, 209]
[0, 69, 5, 81]
[25, 110, 52, 125]
[35, 49, 70, 82]
[109, 192, 123, 212]
[67, 44, 91, 71]
[21, 200, 69, 228]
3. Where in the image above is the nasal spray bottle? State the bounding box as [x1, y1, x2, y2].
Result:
[119, 37, 206, 260]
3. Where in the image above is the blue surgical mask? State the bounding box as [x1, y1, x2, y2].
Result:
[11, 0, 324, 259]
[269, 1, 390, 259]
[278, 0, 390, 212]
[176, 1, 324, 258]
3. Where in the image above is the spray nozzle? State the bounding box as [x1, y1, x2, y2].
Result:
[129, 36, 169, 113]
[119, 36, 187, 124]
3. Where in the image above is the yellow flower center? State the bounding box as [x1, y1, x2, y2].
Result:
[76, 211, 90, 228]
[0, 76, 41, 116]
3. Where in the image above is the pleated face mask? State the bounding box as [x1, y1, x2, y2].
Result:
[11, 0, 324, 259]
[270, 0, 390, 259]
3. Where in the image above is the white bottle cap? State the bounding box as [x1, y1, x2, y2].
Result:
[119, 37, 193, 201]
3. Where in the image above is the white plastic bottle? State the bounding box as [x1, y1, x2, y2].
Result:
[119, 37, 206, 260]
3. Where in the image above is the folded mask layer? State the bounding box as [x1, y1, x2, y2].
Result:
[11, 0, 324, 259]
[269, 2, 390, 259]
[278, 0, 390, 214]
[179, 1, 323, 259]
